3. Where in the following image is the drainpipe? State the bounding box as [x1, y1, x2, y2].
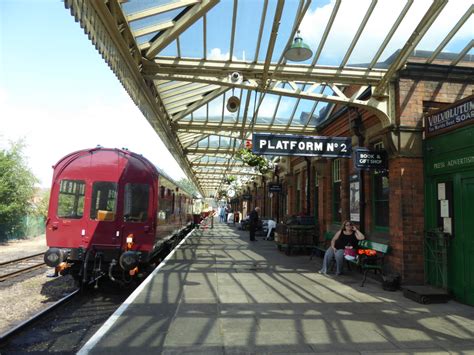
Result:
[351, 109, 365, 233]
[305, 157, 311, 216]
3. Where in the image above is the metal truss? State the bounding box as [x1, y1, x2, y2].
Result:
[65, 0, 471, 197]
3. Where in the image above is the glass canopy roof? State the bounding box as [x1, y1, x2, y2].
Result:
[65, 0, 473, 196]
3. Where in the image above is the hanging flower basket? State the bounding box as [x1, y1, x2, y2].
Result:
[236, 148, 272, 174]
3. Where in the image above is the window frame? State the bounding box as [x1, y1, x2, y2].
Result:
[57, 179, 86, 219]
[371, 142, 389, 232]
[89, 181, 118, 222]
[123, 183, 150, 223]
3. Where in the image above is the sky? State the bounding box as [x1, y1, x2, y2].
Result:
[0, 0, 188, 188]
[0, 0, 472, 188]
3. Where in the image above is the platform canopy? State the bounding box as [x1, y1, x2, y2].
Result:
[65, 0, 473, 196]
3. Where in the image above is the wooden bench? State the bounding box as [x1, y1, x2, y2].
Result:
[356, 240, 390, 287]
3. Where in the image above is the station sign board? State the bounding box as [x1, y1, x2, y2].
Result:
[268, 183, 282, 192]
[425, 95, 473, 137]
[242, 194, 252, 201]
[354, 148, 387, 170]
[252, 133, 352, 158]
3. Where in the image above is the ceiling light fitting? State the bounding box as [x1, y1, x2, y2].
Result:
[284, 30, 313, 62]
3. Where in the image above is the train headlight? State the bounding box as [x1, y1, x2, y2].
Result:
[119, 251, 139, 271]
[44, 248, 68, 267]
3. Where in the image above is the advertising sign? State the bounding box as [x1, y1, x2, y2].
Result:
[252, 133, 352, 158]
[425, 95, 473, 137]
[354, 148, 387, 170]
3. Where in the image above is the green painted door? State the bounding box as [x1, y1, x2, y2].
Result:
[460, 174, 474, 305]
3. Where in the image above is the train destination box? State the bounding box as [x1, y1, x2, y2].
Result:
[252, 133, 352, 158]
[354, 148, 387, 170]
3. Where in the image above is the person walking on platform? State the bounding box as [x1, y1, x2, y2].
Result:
[249, 207, 260, 242]
[319, 220, 365, 275]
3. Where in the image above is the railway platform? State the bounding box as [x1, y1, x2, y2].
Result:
[80, 220, 474, 354]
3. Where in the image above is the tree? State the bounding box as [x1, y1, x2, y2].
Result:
[32, 188, 50, 219]
[0, 141, 38, 240]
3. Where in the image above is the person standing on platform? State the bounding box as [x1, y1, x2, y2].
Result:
[219, 206, 225, 223]
[249, 207, 260, 242]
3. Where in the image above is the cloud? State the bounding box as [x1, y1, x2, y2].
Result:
[208, 48, 238, 61]
[300, 0, 473, 65]
[0, 86, 187, 187]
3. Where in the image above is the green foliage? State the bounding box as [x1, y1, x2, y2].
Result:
[0, 141, 38, 240]
[32, 188, 50, 219]
[223, 175, 236, 185]
[235, 148, 272, 174]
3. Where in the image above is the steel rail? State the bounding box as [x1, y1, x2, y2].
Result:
[0, 289, 80, 343]
[0, 253, 46, 281]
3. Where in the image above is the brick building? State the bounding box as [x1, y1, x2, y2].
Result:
[240, 52, 474, 303]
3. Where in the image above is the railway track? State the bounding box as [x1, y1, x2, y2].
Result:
[0, 252, 46, 281]
[0, 289, 79, 343]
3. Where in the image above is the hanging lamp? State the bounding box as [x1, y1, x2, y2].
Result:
[284, 30, 313, 62]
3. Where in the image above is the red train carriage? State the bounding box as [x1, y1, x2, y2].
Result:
[44, 147, 194, 286]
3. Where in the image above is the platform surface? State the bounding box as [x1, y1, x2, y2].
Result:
[81, 221, 474, 354]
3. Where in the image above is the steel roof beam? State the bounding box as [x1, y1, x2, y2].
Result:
[261, 0, 284, 88]
[65, 0, 204, 194]
[368, 0, 413, 69]
[339, 0, 377, 68]
[144, 59, 386, 85]
[132, 20, 174, 38]
[178, 121, 323, 135]
[373, 0, 448, 97]
[126, 0, 201, 22]
[145, 0, 218, 59]
[451, 40, 474, 66]
[171, 87, 228, 121]
[427, 4, 473, 64]
[192, 162, 247, 167]
[311, 0, 341, 65]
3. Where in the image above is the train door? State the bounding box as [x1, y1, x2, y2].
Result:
[87, 181, 120, 248]
[121, 181, 156, 251]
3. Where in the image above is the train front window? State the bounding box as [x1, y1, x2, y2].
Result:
[57, 180, 85, 219]
[124, 183, 149, 222]
[90, 182, 117, 221]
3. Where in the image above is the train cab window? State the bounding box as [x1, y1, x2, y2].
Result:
[57, 180, 85, 219]
[90, 182, 117, 221]
[124, 183, 149, 222]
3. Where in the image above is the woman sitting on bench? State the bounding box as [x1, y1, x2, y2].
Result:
[319, 221, 365, 275]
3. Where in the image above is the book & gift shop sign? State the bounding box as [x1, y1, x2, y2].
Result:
[425, 95, 473, 137]
[252, 133, 352, 158]
[354, 148, 387, 170]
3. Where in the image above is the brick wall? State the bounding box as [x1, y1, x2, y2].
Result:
[388, 157, 425, 283]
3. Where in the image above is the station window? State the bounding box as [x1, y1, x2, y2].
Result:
[124, 183, 149, 222]
[57, 179, 85, 219]
[90, 182, 117, 221]
[333, 159, 341, 222]
[160, 186, 165, 198]
[372, 142, 389, 230]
